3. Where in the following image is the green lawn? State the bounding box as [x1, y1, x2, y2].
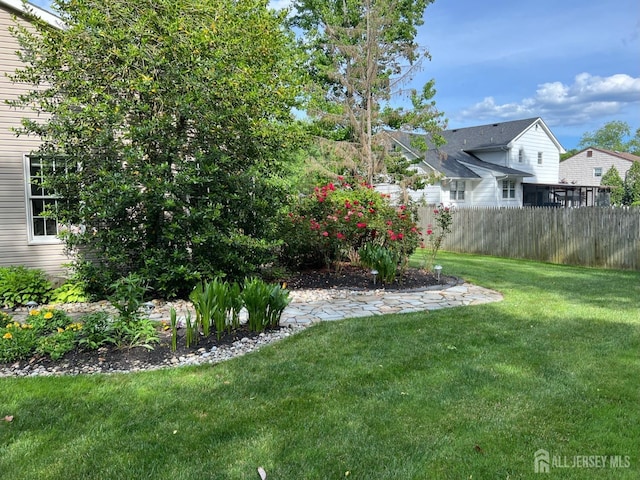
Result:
[1, 253, 639, 479]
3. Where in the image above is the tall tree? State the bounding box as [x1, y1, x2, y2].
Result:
[578, 121, 640, 154]
[290, 0, 445, 185]
[600, 166, 624, 205]
[9, 0, 304, 297]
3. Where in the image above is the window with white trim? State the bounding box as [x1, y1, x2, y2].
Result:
[24, 155, 60, 243]
[537, 152, 543, 165]
[518, 148, 523, 163]
[593, 167, 602, 177]
[451, 180, 465, 200]
[502, 179, 516, 199]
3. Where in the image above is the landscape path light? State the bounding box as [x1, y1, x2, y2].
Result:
[434, 265, 443, 282]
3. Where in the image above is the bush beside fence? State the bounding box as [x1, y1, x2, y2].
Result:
[418, 206, 640, 270]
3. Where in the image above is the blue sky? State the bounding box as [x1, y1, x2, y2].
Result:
[29, 0, 640, 150]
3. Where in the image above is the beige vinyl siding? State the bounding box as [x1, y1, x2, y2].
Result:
[0, 4, 69, 278]
[559, 149, 638, 186]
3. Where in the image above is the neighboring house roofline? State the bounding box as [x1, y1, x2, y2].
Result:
[458, 155, 535, 177]
[508, 117, 565, 154]
[570, 146, 640, 163]
[0, 0, 62, 28]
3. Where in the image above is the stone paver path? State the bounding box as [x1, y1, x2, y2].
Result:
[281, 283, 503, 326]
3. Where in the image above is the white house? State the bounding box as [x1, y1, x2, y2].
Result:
[0, 0, 68, 277]
[379, 117, 566, 207]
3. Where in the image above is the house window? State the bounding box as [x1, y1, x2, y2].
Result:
[24, 155, 60, 243]
[451, 180, 465, 200]
[518, 149, 523, 163]
[587, 150, 593, 158]
[537, 152, 543, 165]
[594, 167, 602, 177]
[502, 179, 516, 199]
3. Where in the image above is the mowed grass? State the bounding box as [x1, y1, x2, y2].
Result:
[1, 253, 639, 479]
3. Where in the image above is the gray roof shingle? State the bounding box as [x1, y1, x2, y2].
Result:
[385, 117, 541, 179]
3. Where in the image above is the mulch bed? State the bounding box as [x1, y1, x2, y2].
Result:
[2, 266, 451, 375]
[283, 265, 451, 290]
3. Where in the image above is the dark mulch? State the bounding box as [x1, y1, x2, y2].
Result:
[283, 265, 453, 291]
[4, 326, 268, 375]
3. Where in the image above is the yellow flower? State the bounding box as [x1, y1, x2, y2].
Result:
[29, 309, 40, 316]
[2, 332, 12, 340]
[44, 312, 54, 319]
[57, 327, 64, 333]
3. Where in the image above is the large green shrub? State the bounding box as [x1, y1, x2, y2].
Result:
[10, 0, 304, 299]
[0, 266, 53, 308]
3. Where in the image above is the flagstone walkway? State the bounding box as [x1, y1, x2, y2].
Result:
[280, 283, 503, 326]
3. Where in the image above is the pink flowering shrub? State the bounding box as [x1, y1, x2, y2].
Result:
[281, 177, 422, 270]
[421, 203, 454, 271]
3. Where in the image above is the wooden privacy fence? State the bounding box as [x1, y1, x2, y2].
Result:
[417, 206, 640, 270]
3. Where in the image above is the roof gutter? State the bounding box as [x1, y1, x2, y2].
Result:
[0, 0, 62, 28]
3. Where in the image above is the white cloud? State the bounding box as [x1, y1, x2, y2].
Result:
[460, 73, 640, 126]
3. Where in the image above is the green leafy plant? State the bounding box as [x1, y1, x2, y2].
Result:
[190, 278, 244, 340]
[0, 321, 38, 362]
[106, 274, 159, 350]
[185, 311, 196, 349]
[77, 312, 117, 350]
[169, 308, 178, 353]
[189, 281, 217, 338]
[108, 274, 148, 324]
[242, 278, 290, 332]
[35, 324, 82, 360]
[0, 266, 53, 308]
[266, 283, 291, 329]
[113, 318, 159, 351]
[359, 244, 400, 284]
[10, 0, 304, 299]
[50, 280, 89, 304]
[0, 311, 12, 324]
